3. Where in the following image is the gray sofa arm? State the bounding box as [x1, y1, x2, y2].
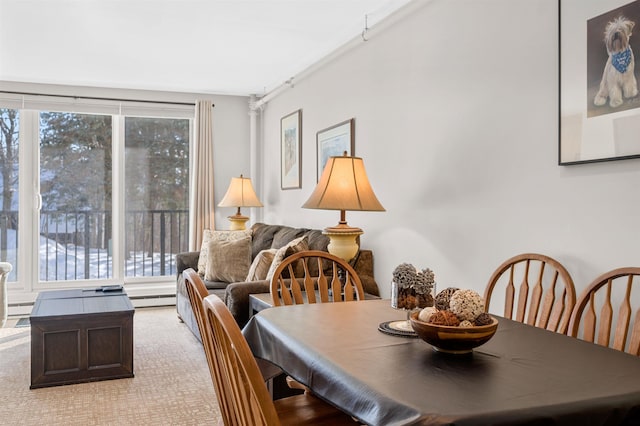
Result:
[352, 250, 379, 297]
[176, 251, 200, 276]
[225, 280, 270, 327]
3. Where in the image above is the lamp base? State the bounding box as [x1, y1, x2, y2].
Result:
[323, 224, 363, 262]
[227, 214, 250, 231]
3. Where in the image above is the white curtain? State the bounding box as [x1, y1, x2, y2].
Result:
[190, 100, 215, 251]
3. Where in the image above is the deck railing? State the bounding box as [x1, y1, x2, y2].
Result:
[0, 209, 189, 281]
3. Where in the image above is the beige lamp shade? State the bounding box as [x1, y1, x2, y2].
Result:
[218, 174, 263, 230]
[302, 153, 384, 260]
[302, 155, 384, 212]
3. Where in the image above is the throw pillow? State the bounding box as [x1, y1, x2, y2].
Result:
[205, 235, 252, 282]
[246, 248, 278, 281]
[266, 235, 309, 280]
[197, 229, 252, 276]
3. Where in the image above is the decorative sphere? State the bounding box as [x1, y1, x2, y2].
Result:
[435, 287, 459, 311]
[449, 289, 485, 322]
[418, 306, 437, 322]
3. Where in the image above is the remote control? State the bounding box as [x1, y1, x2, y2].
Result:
[101, 285, 123, 292]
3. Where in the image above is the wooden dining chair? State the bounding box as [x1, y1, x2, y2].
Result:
[183, 268, 288, 406]
[270, 250, 364, 307]
[183, 268, 237, 422]
[202, 293, 358, 425]
[569, 267, 640, 356]
[484, 253, 576, 334]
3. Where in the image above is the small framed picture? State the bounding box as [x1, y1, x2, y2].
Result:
[316, 118, 355, 181]
[281, 109, 302, 189]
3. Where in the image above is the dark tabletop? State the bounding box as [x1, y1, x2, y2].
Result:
[243, 299, 640, 426]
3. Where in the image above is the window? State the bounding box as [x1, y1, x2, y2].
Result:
[124, 117, 189, 277]
[0, 93, 193, 292]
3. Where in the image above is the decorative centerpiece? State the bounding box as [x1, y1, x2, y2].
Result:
[385, 263, 436, 333]
[410, 287, 498, 353]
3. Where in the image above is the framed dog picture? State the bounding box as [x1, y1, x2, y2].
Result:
[316, 119, 355, 182]
[281, 109, 302, 189]
[560, 0, 640, 165]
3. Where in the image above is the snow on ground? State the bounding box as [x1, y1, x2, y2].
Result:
[1, 229, 177, 282]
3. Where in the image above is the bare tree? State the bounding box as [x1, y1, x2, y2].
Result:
[0, 109, 19, 261]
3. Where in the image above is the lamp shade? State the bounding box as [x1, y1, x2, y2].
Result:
[218, 175, 263, 208]
[302, 155, 385, 212]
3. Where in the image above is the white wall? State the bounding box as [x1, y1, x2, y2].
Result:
[210, 96, 253, 229]
[257, 0, 640, 300]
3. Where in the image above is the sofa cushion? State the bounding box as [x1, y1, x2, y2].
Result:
[246, 248, 278, 281]
[272, 227, 308, 250]
[205, 235, 252, 282]
[266, 235, 309, 280]
[197, 229, 252, 276]
[250, 223, 281, 260]
[305, 229, 330, 252]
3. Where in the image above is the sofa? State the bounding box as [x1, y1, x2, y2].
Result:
[176, 222, 380, 340]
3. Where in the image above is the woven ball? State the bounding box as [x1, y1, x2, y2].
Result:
[435, 287, 459, 311]
[474, 312, 493, 326]
[449, 289, 485, 322]
[459, 320, 474, 327]
[418, 306, 437, 322]
[428, 310, 460, 326]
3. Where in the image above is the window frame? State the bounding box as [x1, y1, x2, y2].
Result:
[0, 91, 194, 304]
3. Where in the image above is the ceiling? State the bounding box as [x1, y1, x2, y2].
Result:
[0, 0, 412, 97]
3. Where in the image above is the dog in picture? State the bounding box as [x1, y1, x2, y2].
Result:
[594, 16, 638, 108]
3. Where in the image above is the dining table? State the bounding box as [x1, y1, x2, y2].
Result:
[242, 299, 640, 426]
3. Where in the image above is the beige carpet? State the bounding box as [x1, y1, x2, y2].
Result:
[0, 307, 221, 425]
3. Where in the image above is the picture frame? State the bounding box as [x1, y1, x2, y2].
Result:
[316, 118, 355, 181]
[559, 0, 640, 165]
[281, 109, 302, 189]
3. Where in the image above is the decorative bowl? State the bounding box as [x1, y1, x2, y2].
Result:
[409, 311, 498, 354]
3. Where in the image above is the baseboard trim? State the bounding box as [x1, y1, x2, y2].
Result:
[8, 295, 177, 317]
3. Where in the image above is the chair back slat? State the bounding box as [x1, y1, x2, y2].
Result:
[504, 267, 516, 319]
[277, 275, 294, 306]
[318, 268, 330, 302]
[515, 261, 530, 323]
[538, 272, 558, 329]
[486, 253, 576, 334]
[547, 287, 568, 332]
[583, 293, 597, 342]
[527, 262, 545, 326]
[271, 250, 364, 307]
[331, 265, 342, 302]
[287, 264, 305, 305]
[612, 278, 633, 351]
[302, 261, 316, 301]
[570, 267, 640, 356]
[344, 272, 356, 302]
[597, 282, 613, 347]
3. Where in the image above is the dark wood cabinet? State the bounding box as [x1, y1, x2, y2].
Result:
[30, 289, 134, 389]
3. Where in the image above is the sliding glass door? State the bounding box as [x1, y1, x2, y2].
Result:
[39, 111, 113, 281]
[124, 117, 189, 278]
[0, 109, 19, 282]
[0, 98, 192, 293]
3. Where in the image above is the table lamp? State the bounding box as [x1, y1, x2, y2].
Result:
[302, 152, 385, 261]
[218, 174, 263, 230]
